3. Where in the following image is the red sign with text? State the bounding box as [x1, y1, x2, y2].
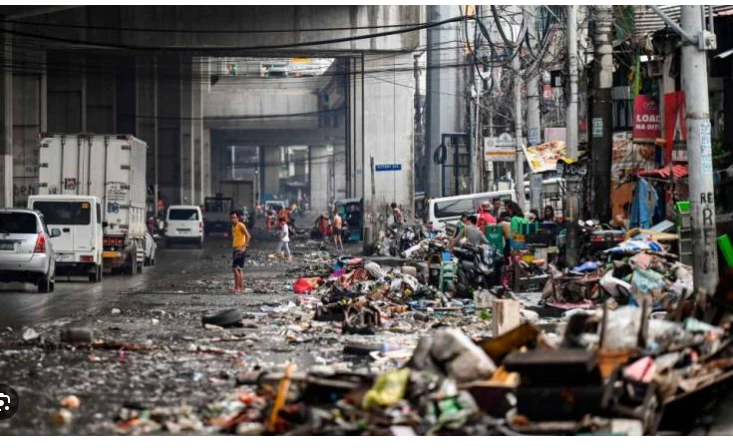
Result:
[664, 92, 687, 164]
[633, 95, 661, 142]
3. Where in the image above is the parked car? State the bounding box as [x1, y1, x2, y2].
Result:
[0, 209, 61, 293]
[165, 205, 204, 249]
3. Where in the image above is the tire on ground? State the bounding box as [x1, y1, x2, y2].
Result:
[201, 308, 243, 328]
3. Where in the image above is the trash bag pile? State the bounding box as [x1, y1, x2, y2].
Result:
[542, 231, 694, 315]
[292, 256, 474, 335]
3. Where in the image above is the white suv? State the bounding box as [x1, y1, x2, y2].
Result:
[165, 205, 204, 249]
[0, 209, 61, 293]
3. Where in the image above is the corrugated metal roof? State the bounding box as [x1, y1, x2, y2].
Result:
[634, 5, 733, 36]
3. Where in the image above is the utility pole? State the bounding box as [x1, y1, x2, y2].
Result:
[526, 6, 543, 212]
[413, 52, 424, 194]
[590, 5, 614, 222]
[565, 5, 581, 267]
[513, 49, 526, 211]
[680, 5, 718, 293]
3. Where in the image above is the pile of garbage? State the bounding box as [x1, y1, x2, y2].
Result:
[291, 256, 475, 336]
[103, 294, 733, 436]
[542, 231, 694, 316]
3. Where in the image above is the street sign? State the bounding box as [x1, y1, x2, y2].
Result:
[375, 164, 402, 172]
[484, 133, 516, 162]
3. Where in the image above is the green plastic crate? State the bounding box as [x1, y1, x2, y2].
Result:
[675, 201, 691, 229]
[719, 234, 733, 269]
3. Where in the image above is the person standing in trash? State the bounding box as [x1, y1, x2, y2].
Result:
[231, 211, 251, 294]
[275, 217, 292, 261]
[500, 201, 527, 256]
[477, 201, 497, 232]
[391, 202, 404, 227]
[453, 215, 489, 247]
[332, 209, 344, 253]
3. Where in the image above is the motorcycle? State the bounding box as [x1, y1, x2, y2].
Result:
[578, 220, 625, 262]
[391, 225, 420, 257]
[452, 243, 498, 298]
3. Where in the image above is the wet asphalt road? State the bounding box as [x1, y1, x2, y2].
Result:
[0, 239, 219, 329]
[0, 229, 342, 434]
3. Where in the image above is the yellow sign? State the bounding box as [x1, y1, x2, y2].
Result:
[291, 58, 311, 64]
[81, 202, 90, 209]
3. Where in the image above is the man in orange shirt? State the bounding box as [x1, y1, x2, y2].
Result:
[230, 212, 251, 293]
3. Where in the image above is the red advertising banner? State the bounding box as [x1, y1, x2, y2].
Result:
[633, 95, 661, 142]
[664, 92, 687, 164]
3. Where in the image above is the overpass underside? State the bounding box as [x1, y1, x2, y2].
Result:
[0, 5, 420, 221]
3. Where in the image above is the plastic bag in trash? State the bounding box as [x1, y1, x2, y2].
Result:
[365, 262, 387, 279]
[605, 240, 664, 255]
[572, 261, 600, 274]
[599, 269, 632, 299]
[362, 368, 411, 409]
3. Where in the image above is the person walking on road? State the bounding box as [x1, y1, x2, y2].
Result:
[332, 210, 344, 253]
[231, 211, 251, 294]
[276, 217, 292, 261]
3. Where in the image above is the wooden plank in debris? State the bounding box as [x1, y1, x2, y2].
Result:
[492, 299, 521, 337]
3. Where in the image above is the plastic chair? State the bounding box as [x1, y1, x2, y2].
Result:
[439, 259, 457, 292]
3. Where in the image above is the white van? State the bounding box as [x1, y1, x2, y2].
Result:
[426, 190, 516, 232]
[28, 195, 104, 282]
[165, 205, 204, 249]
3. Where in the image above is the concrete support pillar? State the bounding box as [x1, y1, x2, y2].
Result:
[157, 55, 182, 205]
[136, 56, 158, 210]
[193, 57, 205, 204]
[11, 47, 46, 208]
[293, 148, 307, 180]
[203, 128, 211, 198]
[333, 143, 346, 201]
[86, 55, 117, 134]
[360, 53, 415, 220]
[347, 56, 364, 199]
[262, 146, 280, 197]
[180, 56, 194, 205]
[425, 5, 463, 199]
[1, 23, 12, 207]
[309, 145, 330, 214]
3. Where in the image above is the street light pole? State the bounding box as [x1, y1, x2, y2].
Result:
[680, 5, 718, 293]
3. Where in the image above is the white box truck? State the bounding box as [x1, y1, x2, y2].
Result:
[36, 134, 149, 276]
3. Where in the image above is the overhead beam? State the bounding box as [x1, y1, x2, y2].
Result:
[5, 6, 83, 20]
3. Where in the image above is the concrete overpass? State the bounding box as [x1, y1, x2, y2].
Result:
[1, 5, 421, 224]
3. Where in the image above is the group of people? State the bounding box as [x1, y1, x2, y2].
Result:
[315, 210, 345, 252]
[452, 200, 559, 260]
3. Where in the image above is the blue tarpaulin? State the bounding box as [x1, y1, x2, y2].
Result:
[629, 178, 657, 229]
